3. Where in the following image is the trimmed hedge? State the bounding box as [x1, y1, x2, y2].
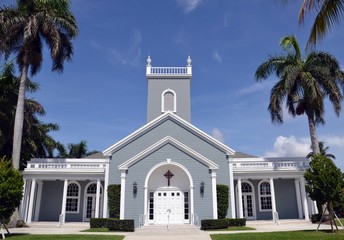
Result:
[217, 184, 229, 219]
[201, 219, 228, 230]
[90, 218, 134, 232]
[108, 184, 121, 218]
[90, 218, 108, 228]
[227, 218, 246, 226]
[108, 219, 134, 232]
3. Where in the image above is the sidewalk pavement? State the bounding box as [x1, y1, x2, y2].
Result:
[5, 219, 342, 240]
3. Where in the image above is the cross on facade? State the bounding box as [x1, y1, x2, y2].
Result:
[164, 170, 174, 186]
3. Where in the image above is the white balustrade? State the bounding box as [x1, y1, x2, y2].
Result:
[148, 67, 188, 75]
[232, 158, 309, 172]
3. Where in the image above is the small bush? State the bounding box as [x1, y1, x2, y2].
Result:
[108, 185, 121, 218]
[217, 184, 229, 219]
[90, 218, 109, 228]
[201, 219, 228, 230]
[108, 219, 134, 232]
[227, 218, 246, 226]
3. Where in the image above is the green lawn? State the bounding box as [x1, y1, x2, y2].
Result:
[4, 234, 125, 240]
[207, 226, 256, 231]
[211, 230, 344, 240]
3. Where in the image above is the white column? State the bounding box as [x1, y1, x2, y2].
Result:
[237, 178, 243, 218]
[270, 177, 277, 222]
[120, 170, 126, 220]
[23, 180, 32, 222]
[300, 177, 309, 220]
[228, 162, 236, 218]
[27, 179, 36, 223]
[61, 179, 68, 224]
[211, 170, 218, 219]
[19, 179, 27, 220]
[294, 179, 303, 219]
[190, 186, 194, 225]
[34, 181, 43, 221]
[95, 179, 101, 218]
[103, 161, 110, 218]
[144, 186, 148, 224]
[312, 201, 318, 214]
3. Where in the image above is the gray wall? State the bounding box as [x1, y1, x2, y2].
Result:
[109, 118, 230, 226]
[38, 180, 104, 222]
[147, 78, 191, 122]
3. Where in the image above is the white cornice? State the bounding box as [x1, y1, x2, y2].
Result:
[118, 136, 219, 170]
[103, 112, 235, 156]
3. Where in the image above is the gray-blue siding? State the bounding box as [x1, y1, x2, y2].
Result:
[109, 118, 232, 225]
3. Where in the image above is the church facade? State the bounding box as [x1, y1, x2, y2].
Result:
[21, 56, 315, 227]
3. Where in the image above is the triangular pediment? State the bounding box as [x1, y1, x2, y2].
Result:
[103, 112, 235, 156]
[118, 136, 219, 170]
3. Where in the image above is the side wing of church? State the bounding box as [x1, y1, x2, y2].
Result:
[21, 56, 316, 227]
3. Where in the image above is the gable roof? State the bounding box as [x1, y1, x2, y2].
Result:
[118, 136, 219, 170]
[103, 112, 235, 156]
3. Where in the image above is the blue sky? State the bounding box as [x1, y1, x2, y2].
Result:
[3, 0, 344, 169]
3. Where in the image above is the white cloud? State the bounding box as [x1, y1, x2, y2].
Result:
[213, 51, 223, 63]
[265, 135, 310, 157]
[176, 0, 202, 13]
[212, 128, 225, 143]
[238, 80, 274, 95]
[320, 135, 344, 147]
[90, 29, 142, 68]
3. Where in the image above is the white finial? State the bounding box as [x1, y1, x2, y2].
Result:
[187, 54, 192, 66]
[147, 55, 152, 66]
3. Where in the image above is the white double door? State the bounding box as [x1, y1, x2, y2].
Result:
[154, 190, 184, 224]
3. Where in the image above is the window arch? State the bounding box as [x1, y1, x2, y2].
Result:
[258, 180, 272, 211]
[66, 181, 80, 213]
[161, 89, 176, 113]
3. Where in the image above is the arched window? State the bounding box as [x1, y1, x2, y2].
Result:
[259, 180, 272, 211]
[66, 181, 80, 213]
[161, 89, 176, 112]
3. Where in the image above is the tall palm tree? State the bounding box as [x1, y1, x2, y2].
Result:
[294, 0, 344, 49]
[306, 141, 336, 160]
[0, 0, 78, 169]
[0, 61, 59, 167]
[255, 35, 344, 155]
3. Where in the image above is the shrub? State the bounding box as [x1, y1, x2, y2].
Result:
[108, 219, 134, 232]
[227, 218, 246, 226]
[0, 158, 23, 224]
[201, 219, 228, 230]
[108, 184, 121, 218]
[90, 218, 108, 228]
[217, 184, 229, 219]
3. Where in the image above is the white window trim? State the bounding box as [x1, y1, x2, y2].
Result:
[66, 181, 81, 214]
[161, 89, 177, 113]
[258, 179, 272, 212]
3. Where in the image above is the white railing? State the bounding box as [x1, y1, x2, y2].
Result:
[138, 214, 146, 228]
[58, 213, 64, 228]
[192, 213, 200, 228]
[25, 159, 108, 172]
[149, 67, 188, 75]
[233, 158, 309, 172]
[273, 211, 279, 225]
[27, 163, 104, 170]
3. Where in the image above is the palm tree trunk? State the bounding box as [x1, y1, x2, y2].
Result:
[12, 60, 29, 170]
[307, 112, 320, 155]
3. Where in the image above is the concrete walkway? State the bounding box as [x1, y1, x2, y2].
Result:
[5, 219, 341, 240]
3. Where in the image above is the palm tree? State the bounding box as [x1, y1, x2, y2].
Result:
[56, 140, 99, 158]
[295, 0, 344, 49]
[0, 0, 78, 169]
[0, 61, 60, 167]
[307, 141, 336, 160]
[255, 35, 344, 155]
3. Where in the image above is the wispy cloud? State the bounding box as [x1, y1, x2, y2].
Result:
[176, 0, 202, 13]
[213, 51, 223, 63]
[90, 29, 142, 68]
[320, 135, 344, 147]
[238, 80, 274, 95]
[212, 128, 225, 143]
[265, 135, 310, 157]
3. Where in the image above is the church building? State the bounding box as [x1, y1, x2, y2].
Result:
[20, 56, 315, 227]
